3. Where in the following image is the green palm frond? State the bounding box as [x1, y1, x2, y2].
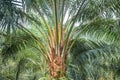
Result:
[1, 0, 120, 34]
[71, 24, 120, 62]
[1, 31, 37, 58]
[0, 0, 25, 34]
[71, 40, 119, 63]
[69, 25, 120, 80]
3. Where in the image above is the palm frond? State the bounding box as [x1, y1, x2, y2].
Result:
[69, 25, 120, 80]
[71, 24, 120, 62]
[0, 0, 25, 34]
[1, 31, 37, 58]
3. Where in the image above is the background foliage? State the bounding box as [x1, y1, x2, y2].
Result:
[1, 0, 120, 80]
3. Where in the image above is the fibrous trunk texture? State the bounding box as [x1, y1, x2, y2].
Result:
[49, 54, 66, 79]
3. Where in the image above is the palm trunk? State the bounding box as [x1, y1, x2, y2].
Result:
[49, 54, 67, 79]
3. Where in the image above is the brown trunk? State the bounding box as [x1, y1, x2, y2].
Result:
[49, 54, 66, 79]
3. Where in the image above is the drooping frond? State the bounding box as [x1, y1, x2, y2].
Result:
[71, 39, 119, 64]
[69, 25, 120, 80]
[1, 31, 37, 58]
[71, 23, 120, 62]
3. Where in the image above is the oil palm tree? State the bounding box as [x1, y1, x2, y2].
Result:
[1, 0, 120, 79]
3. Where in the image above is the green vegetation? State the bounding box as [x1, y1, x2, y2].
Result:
[0, 0, 120, 80]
